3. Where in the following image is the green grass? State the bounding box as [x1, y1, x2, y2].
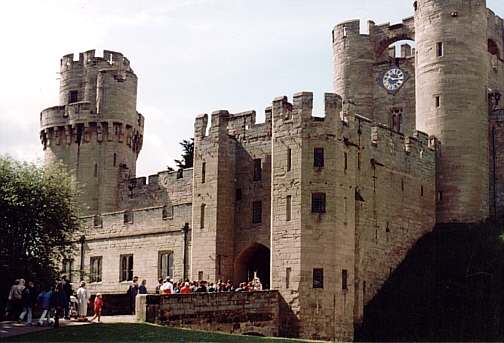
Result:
[7, 323, 313, 342]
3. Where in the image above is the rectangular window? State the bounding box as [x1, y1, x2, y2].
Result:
[342, 269, 348, 290]
[287, 148, 292, 171]
[436, 42, 443, 57]
[200, 204, 206, 229]
[252, 201, 262, 224]
[253, 159, 262, 181]
[90, 256, 102, 283]
[311, 193, 326, 213]
[314, 148, 324, 168]
[313, 268, 324, 288]
[344, 152, 348, 171]
[201, 162, 206, 183]
[438, 191, 443, 202]
[94, 163, 98, 177]
[421, 185, 424, 197]
[198, 271, 204, 281]
[124, 211, 133, 224]
[435, 96, 441, 108]
[113, 153, 117, 167]
[286, 195, 292, 221]
[162, 205, 173, 220]
[62, 259, 73, 282]
[286, 267, 291, 289]
[236, 188, 242, 201]
[120, 254, 133, 282]
[158, 251, 174, 279]
[69, 90, 78, 103]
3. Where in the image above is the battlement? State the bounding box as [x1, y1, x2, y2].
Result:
[195, 107, 272, 141]
[61, 49, 131, 71]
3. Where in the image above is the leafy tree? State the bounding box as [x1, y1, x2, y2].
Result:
[168, 138, 194, 171]
[0, 156, 80, 317]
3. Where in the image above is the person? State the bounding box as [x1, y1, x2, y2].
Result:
[59, 275, 73, 320]
[155, 278, 163, 294]
[180, 282, 192, 294]
[195, 281, 208, 293]
[9, 279, 25, 320]
[159, 277, 173, 295]
[37, 286, 53, 326]
[51, 283, 67, 328]
[90, 293, 103, 323]
[76, 281, 90, 320]
[18, 281, 36, 325]
[126, 276, 139, 314]
[139, 280, 147, 294]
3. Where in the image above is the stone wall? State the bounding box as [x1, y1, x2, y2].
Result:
[138, 291, 280, 337]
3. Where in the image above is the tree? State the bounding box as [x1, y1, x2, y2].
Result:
[0, 156, 80, 317]
[173, 138, 194, 170]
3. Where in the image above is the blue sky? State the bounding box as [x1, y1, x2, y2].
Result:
[1, 0, 503, 177]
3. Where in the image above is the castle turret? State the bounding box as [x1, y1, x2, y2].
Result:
[333, 20, 375, 116]
[415, 0, 489, 223]
[40, 50, 144, 215]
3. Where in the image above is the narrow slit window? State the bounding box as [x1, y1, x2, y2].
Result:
[286, 267, 291, 289]
[344, 152, 348, 171]
[113, 153, 117, 167]
[94, 163, 98, 177]
[342, 269, 348, 290]
[421, 185, 424, 197]
[253, 159, 262, 181]
[201, 162, 206, 183]
[435, 96, 441, 108]
[200, 204, 206, 229]
[314, 148, 324, 168]
[286, 195, 292, 221]
[235, 188, 242, 201]
[436, 42, 444, 57]
[287, 148, 292, 171]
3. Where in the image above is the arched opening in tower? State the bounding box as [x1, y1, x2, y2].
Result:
[234, 243, 270, 290]
[488, 39, 500, 59]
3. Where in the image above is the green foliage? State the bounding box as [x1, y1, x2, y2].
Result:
[174, 138, 194, 170]
[0, 156, 80, 312]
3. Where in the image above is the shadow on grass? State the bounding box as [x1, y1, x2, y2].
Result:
[7, 323, 311, 343]
[356, 221, 504, 342]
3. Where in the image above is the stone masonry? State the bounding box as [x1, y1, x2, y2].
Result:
[39, 0, 504, 341]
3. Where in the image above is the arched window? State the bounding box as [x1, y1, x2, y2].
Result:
[488, 39, 500, 58]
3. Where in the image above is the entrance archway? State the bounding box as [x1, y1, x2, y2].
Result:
[234, 243, 270, 289]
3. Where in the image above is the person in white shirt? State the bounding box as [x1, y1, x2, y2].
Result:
[159, 278, 173, 295]
[76, 282, 90, 319]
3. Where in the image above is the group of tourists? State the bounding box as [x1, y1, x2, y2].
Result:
[4, 276, 104, 327]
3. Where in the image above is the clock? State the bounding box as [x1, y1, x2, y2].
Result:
[381, 67, 408, 93]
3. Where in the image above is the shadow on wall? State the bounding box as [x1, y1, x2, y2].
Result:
[356, 221, 504, 342]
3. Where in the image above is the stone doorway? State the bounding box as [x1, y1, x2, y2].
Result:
[235, 243, 270, 289]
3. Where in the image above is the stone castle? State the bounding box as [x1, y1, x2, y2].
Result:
[38, 0, 504, 340]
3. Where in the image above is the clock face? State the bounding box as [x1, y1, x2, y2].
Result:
[382, 68, 405, 92]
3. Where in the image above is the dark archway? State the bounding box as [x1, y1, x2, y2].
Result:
[235, 243, 270, 289]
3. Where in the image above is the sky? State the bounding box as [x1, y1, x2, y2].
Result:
[1, 0, 503, 177]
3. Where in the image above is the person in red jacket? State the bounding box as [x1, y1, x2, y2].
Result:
[180, 282, 192, 294]
[90, 293, 103, 323]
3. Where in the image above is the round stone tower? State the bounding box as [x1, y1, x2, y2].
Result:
[415, 0, 489, 223]
[333, 19, 375, 116]
[40, 50, 144, 215]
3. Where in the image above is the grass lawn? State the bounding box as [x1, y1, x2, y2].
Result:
[7, 323, 314, 342]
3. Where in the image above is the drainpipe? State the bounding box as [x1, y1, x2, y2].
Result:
[181, 223, 189, 280]
[79, 235, 86, 281]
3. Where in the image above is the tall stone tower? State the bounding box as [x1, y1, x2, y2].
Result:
[40, 50, 144, 215]
[415, 0, 489, 223]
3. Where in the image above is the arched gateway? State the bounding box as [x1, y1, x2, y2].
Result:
[234, 243, 270, 289]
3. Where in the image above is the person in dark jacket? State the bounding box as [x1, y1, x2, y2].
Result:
[126, 276, 139, 314]
[138, 280, 147, 294]
[59, 275, 72, 320]
[18, 281, 36, 325]
[50, 283, 67, 328]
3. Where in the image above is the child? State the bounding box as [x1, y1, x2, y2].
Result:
[90, 293, 103, 323]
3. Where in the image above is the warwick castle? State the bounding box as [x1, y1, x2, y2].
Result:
[38, 0, 504, 340]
